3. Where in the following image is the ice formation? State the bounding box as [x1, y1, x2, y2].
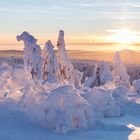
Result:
[42, 40, 59, 82]
[112, 52, 130, 88]
[84, 61, 112, 88]
[57, 30, 83, 88]
[17, 32, 42, 81]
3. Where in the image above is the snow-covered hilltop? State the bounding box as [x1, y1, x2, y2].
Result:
[0, 30, 140, 137]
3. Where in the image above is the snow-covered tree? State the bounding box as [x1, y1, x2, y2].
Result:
[42, 40, 59, 82]
[17, 31, 42, 81]
[112, 52, 130, 88]
[84, 61, 112, 88]
[57, 30, 83, 88]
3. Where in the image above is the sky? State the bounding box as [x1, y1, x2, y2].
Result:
[0, 0, 140, 51]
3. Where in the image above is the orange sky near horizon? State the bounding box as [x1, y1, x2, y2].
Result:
[1, 32, 140, 51]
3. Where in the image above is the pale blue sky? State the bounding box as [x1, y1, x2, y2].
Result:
[0, 0, 140, 50]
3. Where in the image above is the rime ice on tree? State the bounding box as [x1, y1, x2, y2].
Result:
[112, 52, 130, 88]
[84, 61, 112, 88]
[57, 30, 83, 87]
[17, 32, 42, 81]
[42, 40, 59, 82]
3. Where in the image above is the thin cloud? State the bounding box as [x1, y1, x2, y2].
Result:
[0, 7, 68, 15]
[131, 4, 140, 8]
[106, 29, 140, 35]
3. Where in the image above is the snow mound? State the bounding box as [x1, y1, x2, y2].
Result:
[132, 79, 140, 94]
[83, 88, 121, 118]
[0, 66, 25, 100]
[0, 66, 45, 105]
[28, 85, 94, 133]
[112, 87, 128, 102]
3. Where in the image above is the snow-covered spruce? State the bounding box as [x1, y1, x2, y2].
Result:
[84, 61, 112, 88]
[42, 40, 59, 82]
[57, 30, 83, 88]
[28, 85, 94, 133]
[17, 32, 42, 81]
[83, 88, 121, 118]
[112, 52, 130, 88]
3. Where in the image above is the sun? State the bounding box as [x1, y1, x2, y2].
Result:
[106, 29, 139, 44]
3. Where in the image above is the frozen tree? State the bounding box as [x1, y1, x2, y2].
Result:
[84, 61, 112, 88]
[17, 32, 42, 81]
[112, 52, 130, 88]
[57, 30, 83, 87]
[42, 40, 59, 82]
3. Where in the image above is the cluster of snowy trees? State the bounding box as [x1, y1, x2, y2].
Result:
[84, 52, 130, 89]
[17, 30, 83, 88]
[16, 30, 132, 90]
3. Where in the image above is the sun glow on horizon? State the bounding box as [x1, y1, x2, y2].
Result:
[106, 29, 140, 44]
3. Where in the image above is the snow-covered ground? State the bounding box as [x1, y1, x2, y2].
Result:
[0, 99, 140, 140]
